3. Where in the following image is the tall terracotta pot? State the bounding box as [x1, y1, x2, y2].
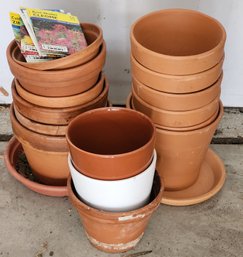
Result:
[130, 9, 226, 75]
[68, 171, 163, 253]
[155, 101, 224, 191]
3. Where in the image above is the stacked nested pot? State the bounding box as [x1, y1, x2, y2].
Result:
[7, 23, 109, 186]
[66, 107, 163, 253]
[129, 10, 226, 193]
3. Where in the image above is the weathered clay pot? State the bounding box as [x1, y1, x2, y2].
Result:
[132, 74, 222, 111]
[14, 105, 67, 136]
[68, 171, 163, 253]
[12, 77, 109, 125]
[7, 40, 106, 97]
[126, 93, 220, 132]
[10, 105, 69, 185]
[15, 73, 104, 108]
[132, 89, 220, 128]
[11, 23, 103, 70]
[155, 101, 224, 191]
[131, 54, 223, 94]
[66, 107, 155, 180]
[4, 136, 68, 196]
[131, 9, 226, 75]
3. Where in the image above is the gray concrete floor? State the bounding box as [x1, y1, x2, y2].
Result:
[0, 142, 242, 257]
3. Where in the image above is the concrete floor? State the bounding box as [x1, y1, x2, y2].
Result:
[0, 142, 242, 257]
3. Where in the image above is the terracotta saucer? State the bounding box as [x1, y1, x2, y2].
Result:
[4, 136, 68, 197]
[161, 148, 226, 206]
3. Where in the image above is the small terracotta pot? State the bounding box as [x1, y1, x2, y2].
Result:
[68, 171, 163, 253]
[66, 107, 155, 180]
[132, 89, 220, 128]
[131, 9, 226, 75]
[126, 93, 220, 132]
[155, 101, 224, 191]
[10, 105, 69, 185]
[15, 73, 104, 108]
[7, 40, 106, 97]
[4, 137, 68, 196]
[68, 150, 156, 212]
[132, 74, 222, 111]
[11, 23, 103, 70]
[14, 105, 67, 136]
[131, 54, 223, 94]
[12, 77, 109, 125]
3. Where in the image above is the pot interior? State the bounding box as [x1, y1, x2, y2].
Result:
[133, 10, 224, 56]
[68, 108, 154, 155]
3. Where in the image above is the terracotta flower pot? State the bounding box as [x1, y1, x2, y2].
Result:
[131, 9, 226, 75]
[132, 74, 222, 111]
[68, 150, 156, 212]
[12, 77, 109, 125]
[131, 54, 223, 94]
[15, 73, 104, 108]
[67, 171, 163, 253]
[11, 23, 103, 70]
[126, 93, 220, 132]
[4, 136, 68, 196]
[132, 89, 220, 128]
[155, 101, 224, 191]
[14, 105, 67, 136]
[7, 40, 106, 97]
[10, 105, 69, 185]
[66, 107, 155, 180]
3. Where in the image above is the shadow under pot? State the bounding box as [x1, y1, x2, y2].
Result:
[12, 76, 109, 125]
[66, 107, 156, 180]
[6, 40, 106, 97]
[155, 101, 224, 191]
[11, 23, 103, 71]
[10, 104, 69, 186]
[132, 89, 220, 128]
[67, 171, 163, 253]
[130, 9, 226, 75]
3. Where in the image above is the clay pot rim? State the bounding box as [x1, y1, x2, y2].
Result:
[67, 171, 164, 220]
[130, 8, 226, 60]
[10, 104, 68, 151]
[12, 76, 108, 114]
[7, 40, 106, 77]
[3, 136, 68, 197]
[11, 23, 103, 70]
[66, 107, 156, 158]
[15, 74, 105, 108]
[131, 54, 224, 81]
[155, 100, 224, 135]
[13, 105, 67, 136]
[132, 72, 223, 97]
[132, 88, 220, 115]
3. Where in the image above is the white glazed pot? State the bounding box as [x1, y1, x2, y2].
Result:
[68, 150, 157, 212]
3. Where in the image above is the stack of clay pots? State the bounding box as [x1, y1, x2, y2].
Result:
[129, 10, 226, 193]
[7, 23, 109, 186]
[66, 107, 163, 253]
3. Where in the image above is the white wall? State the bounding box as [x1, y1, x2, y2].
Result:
[0, 0, 241, 106]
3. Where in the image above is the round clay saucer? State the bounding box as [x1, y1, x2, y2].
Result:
[161, 148, 226, 206]
[4, 136, 68, 197]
